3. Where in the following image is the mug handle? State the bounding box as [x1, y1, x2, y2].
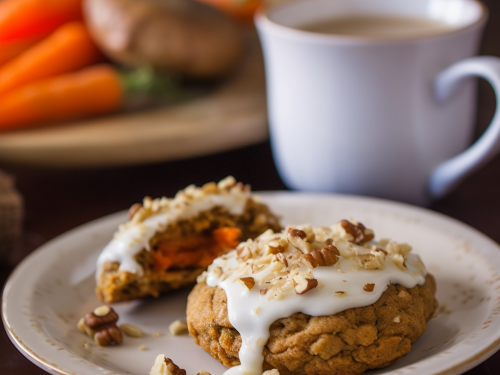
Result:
[429, 56, 500, 199]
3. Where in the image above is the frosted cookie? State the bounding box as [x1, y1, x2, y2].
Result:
[96, 177, 281, 303]
[187, 220, 438, 375]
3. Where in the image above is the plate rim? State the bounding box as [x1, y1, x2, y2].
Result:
[3, 191, 500, 375]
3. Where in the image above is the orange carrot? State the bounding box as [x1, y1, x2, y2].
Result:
[212, 227, 241, 249]
[0, 0, 83, 42]
[0, 35, 46, 67]
[0, 21, 102, 96]
[152, 227, 241, 273]
[0, 65, 122, 130]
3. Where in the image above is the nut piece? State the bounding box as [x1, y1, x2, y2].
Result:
[169, 320, 188, 336]
[77, 317, 86, 333]
[363, 283, 375, 292]
[197, 372, 212, 375]
[300, 253, 319, 268]
[288, 228, 307, 239]
[310, 246, 339, 266]
[127, 203, 142, 220]
[94, 305, 111, 317]
[94, 326, 123, 347]
[164, 358, 186, 375]
[287, 228, 311, 254]
[293, 275, 318, 295]
[240, 277, 256, 291]
[150, 354, 186, 375]
[120, 323, 143, 337]
[340, 219, 374, 244]
[83, 307, 122, 346]
[263, 370, 280, 375]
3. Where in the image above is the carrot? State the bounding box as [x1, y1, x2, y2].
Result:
[0, 65, 122, 130]
[212, 227, 241, 249]
[152, 227, 241, 273]
[0, 0, 83, 42]
[0, 35, 46, 67]
[195, 0, 262, 24]
[0, 22, 102, 96]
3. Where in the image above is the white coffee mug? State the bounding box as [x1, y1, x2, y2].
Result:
[255, 0, 500, 205]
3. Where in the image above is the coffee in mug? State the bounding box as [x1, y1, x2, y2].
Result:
[297, 15, 455, 39]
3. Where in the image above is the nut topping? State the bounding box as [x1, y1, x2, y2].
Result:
[127, 203, 142, 220]
[150, 354, 186, 375]
[240, 277, 255, 291]
[93, 305, 111, 317]
[340, 219, 374, 244]
[300, 253, 319, 269]
[169, 320, 188, 336]
[293, 275, 318, 295]
[363, 283, 375, 292]
[120, 323, 143, 337]
[287, 228, 311, 254]
[83, 306, 122, 346]
[310, 246, 339, 266]
[288, 228, 307, 239]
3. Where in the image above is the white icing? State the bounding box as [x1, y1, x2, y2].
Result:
[96, 179, 251, 278]
[205, 223, 427, 375]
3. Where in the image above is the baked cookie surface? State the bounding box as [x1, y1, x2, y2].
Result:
[187, 275, 437, 375]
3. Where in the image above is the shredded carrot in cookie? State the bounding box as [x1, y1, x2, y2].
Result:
[152, 227, 241, 273]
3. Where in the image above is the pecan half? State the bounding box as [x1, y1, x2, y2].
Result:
[310, 246, 339, 266]
[83, 306, 122, 346]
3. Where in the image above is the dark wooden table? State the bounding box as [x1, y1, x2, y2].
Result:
[2, 1, 500, 374]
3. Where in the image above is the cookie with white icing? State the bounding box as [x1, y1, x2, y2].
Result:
[95, 177, 281, 303]
[187, 221, 438, 375]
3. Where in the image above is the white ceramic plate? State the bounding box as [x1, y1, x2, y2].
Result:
[3, 192, 500, 375]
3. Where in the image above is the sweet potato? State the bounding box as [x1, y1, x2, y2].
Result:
[83, 0, 243, 78]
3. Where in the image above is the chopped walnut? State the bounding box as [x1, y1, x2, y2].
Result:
[300, 253, 319, 268]
[169, 320, 188, 336]
[127, 203, 142, 220]
[293, 275, 318, 294]
[340, 219, 374, 244]
[149, 354, 186, 375]
[120, 323, 143, 337]
[240, 277, 256, 290]
[386, 241, 412, 256]
[287, 227, 311, 254]
[363, 283, 375, 292]
[391, 254, 407, 270]
[358, 250, 386, 270]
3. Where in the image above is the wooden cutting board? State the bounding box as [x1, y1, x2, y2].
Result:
[0, 32, 268, 167]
